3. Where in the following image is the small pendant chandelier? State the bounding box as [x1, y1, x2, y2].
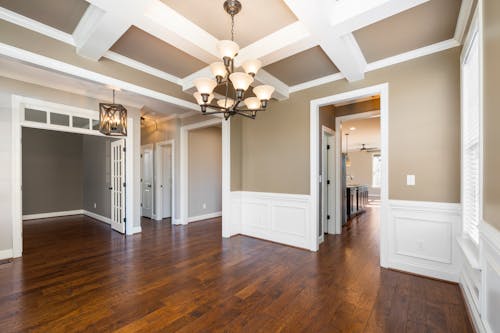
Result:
[99, 89, 127, 136]
[192, 0, 275, 120]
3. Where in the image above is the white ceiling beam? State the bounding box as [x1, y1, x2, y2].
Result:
[329, 0, 430, 36]
[134, 0, 219, 64]
[235, 21, 315, 67]
[454, 0, 474, 43]
[0, 42, 199, 111]
[73, 4, 135, 61]
[283, 0, 367, 82]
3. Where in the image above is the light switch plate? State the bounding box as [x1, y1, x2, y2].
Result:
[407, 175, 416, 186]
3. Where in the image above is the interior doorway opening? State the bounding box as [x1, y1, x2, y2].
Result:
[310, 84, 388, 266]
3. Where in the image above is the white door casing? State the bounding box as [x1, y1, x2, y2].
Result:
[162, 145, 172, 218]
[111, 139, 126, 233]
[309, 83, 389, 264]
[154, 140, 175, 222]
[141, 144, 154, 218]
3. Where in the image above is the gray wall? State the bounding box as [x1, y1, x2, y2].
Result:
[188, 126, 222, 217]
[83, 135, 116, 218]
[22, 128, 83, 215]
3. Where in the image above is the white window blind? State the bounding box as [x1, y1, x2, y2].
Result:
[461, 31, 481, 244]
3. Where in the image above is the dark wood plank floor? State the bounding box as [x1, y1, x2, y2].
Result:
[0, 207, 473, 332]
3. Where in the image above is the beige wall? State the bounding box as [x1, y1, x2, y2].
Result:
[230, 117, 243, 191]
[347, 151, 381, 197]
[236, 48, 461, 203]
[483, 0, 500, 230]
[188, 126, 222, 217]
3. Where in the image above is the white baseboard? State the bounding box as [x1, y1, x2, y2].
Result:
[131, 226, 142, 234]
[0, 249, 13, 260]
[172, 218, 183, 225]
[23, 210, 84, 220]
[186, 211, 222, 223]
[82, 210, 111, 225]
[387, 200, 461, 282]
[231, 191, 311, 250]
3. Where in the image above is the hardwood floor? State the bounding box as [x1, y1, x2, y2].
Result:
[0, 208, 473, 332]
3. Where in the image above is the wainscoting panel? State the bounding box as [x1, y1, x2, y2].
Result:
[481, 222, 500, 333]
[388, 200, 461, 282]
[232, 192, 311, 250]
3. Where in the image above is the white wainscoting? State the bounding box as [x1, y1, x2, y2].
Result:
[230, 191, 312, 250]
[388, 200, 462, 282]
[480, 222, 500, 333]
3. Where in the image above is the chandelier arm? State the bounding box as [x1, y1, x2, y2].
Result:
[234, 111, 255, 119]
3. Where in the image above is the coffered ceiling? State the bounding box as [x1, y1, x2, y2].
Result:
[160, 0, 298, 48]
[0, 0, 474, 114]
[110, 26, 207, 78]
[0, 0, 89, 34]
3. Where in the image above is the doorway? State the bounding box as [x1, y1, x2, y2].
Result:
[309, 83, 389, 267]
[11, 95, 137, 258]
[155, 140, 175, 222]
[320, 126, 335, 244]
[141, 144, 154, 219]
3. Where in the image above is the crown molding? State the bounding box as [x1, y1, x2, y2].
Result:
[289, 38, 460, 93]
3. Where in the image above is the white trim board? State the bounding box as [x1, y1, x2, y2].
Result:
[22, 210, 84, 221]
[83, 210, 112, 225]
[186, 211, 222, 224]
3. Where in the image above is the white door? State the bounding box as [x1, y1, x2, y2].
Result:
[141, 145, 154, 218]
[326, 135, 336, 234]
[111, 139, 126, 233]
[162, 145, 172, 218]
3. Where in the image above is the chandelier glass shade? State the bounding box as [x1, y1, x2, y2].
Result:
[99, 90, 127, 136]
[192, 0, 275, 120]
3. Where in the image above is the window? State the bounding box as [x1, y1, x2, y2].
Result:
[461, 18, 481, 244]
[372, 154, 381, 188]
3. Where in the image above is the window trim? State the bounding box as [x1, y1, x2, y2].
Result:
[460, 5, 483, 247]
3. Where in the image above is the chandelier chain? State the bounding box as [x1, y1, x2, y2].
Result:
[231, 14, 235, 41]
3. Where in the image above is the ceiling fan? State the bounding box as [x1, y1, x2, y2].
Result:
[360, 144, 379, 152]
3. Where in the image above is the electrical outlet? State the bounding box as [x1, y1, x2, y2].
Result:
[93, 203, 97, 209]
[417, 240, 424, 251]
[202, 203, 206, 209]
[407, 175, 416, 186]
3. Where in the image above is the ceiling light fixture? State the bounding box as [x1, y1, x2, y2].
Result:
[192, 0, 275, 120]
[99, 89, 127, 136]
